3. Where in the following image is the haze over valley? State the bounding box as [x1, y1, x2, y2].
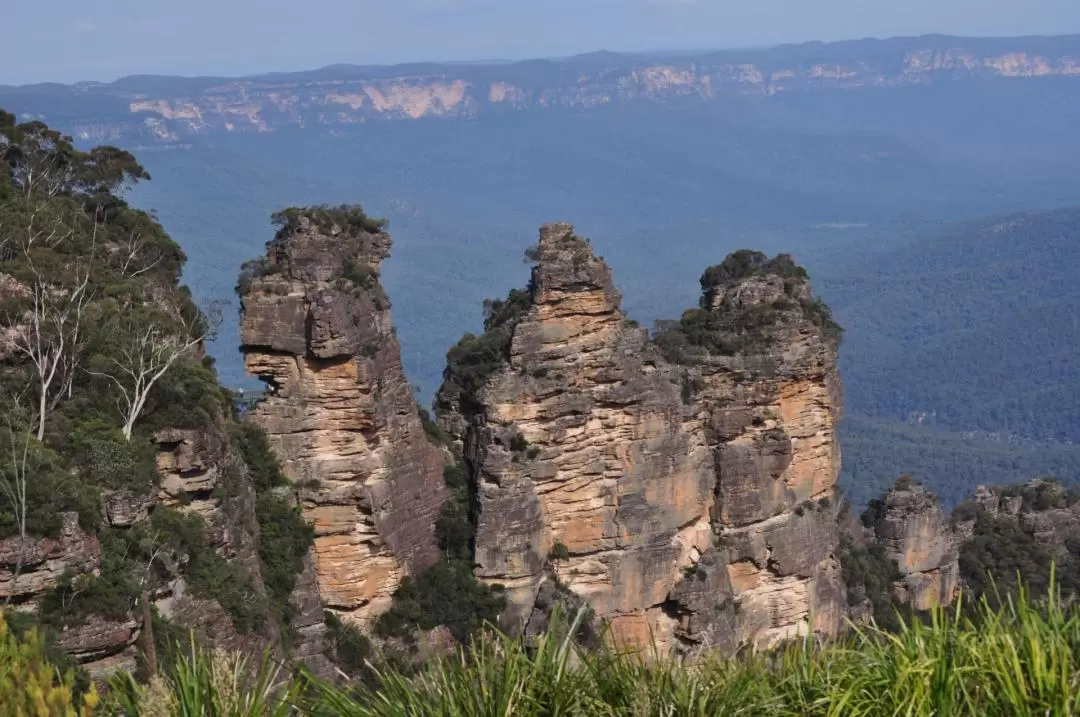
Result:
[8, 11, 1080, 705]
[5, 34, 1079, 505]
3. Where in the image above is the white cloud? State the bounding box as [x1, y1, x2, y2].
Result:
[72, 21, 98, 34]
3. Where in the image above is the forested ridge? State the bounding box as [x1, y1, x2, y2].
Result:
[0, 110, 311, 677]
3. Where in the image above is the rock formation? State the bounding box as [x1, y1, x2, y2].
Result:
[436, 224, 846, 654]
[866, 479, 960, 610]
[239, 209, 447, 632]
[966, 479, 1080, 568]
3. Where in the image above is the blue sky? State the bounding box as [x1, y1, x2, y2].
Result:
[6, 0, 1080, 85]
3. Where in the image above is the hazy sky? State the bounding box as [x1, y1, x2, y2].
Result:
[6, 0, 1080, 85]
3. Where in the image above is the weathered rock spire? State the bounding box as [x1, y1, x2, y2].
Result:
[438, 227, 847, 654]
[239, 208, 446, 636]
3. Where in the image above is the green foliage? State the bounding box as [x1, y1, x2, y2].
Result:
[40, 529, 144, 627]
[417, 406, 453, 447]
[375, 560, 506, 643]
[0, 432, 100, 538]
[255, 491, 314, 627]
[435, 497, 473, 561]
[109, 586, 1080, 716]
[839, 415, 1080, 508]
[107, 638, 301, 717]
[549, 541, 571, 563]
[956, 497, 1080, 606]
[138, 357, 231, 434]
[699, 250, 808, 288]
[229, 420, 314, 633]
[822, 209, 1080, 448]
[654, 252, 840, 364]
[69, 425, 157, 492]
[839, 536, 905, 630]
[342, 260, 380, 289]
[40, 507, 263, 635]
[324, 612, 375, 680]
[381, 453, 503, 643]
[271, 204, 387, 238]
[0, 611, 99, 716]
[227, 422, 286, 492]
[438, 287, 533, 411]
[508, 431, 529, 454]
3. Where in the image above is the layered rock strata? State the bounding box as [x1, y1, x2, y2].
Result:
[437, 224, 846, 654]
[239, 211, 446, 630]
[869, 481, 960, 610]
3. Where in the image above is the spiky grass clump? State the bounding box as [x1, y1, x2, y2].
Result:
[100, 581, 1080, 716]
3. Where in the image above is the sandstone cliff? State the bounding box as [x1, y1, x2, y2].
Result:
[239, 208, 446, 633]
[865, 479, 960, 610]
[15, 36, 1079, 142]
[436, 224, 845, 654]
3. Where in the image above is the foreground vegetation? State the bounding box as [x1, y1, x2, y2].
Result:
[6, 582, 1080, 716]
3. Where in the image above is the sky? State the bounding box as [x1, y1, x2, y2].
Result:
[6, 0, 1080, 85]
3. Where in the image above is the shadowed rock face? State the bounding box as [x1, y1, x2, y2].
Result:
[239, 212, 446, 632]
[437, 225, 846, 654]
[870, 482, 960, 610]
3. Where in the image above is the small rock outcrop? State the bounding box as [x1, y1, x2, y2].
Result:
[436, 224, 846, 654]
[0, 513, 100, 602]
[239, 208, 447, 631]
[866, 480, 960, 610]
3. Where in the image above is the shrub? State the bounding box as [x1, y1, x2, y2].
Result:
[342, 260, 380, 289]
[229, 420, 315, 632]
[699, 250, 808, 289]
[509, 431, 529, 454]
[549, 541, 571, 563]
[418, 406, 453, 446]
[324, 611, 375, 682]
[271, 205, 387, 238]
[375, 560, 506, 643]
[655, 251, 842, 363]
[227, 422, 286, 492]
[439, 287, 533, 410]
[0, 612, 98, 716]
[256, 491, 314, 627]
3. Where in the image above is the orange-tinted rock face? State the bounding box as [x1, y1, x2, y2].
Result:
[871, 482, 960, 610]
[437, 226, 846, 655]
[239, 213, 446, 631]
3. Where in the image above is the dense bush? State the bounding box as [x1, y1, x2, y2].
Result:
[255, 491, 314, 628]
[342, 260, 380, 290]
[379, 454, 504, 643]
[839, 536, 905, 630]
[654, 252, 840, 364]
[0, 612, 98, 716]
[271, 204, 387, 238]
[439, 286, 534, 409]
[699, 250, 808, 288]
[228, 421, 314, 632]
[375, 560, 506, 643]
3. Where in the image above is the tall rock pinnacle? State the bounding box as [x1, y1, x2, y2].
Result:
[238, 208, 446, 635]
[438, 228, 846, 654]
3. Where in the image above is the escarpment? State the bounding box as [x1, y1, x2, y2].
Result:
[239, 207, 447, 633]
[436, 224, 846, 654]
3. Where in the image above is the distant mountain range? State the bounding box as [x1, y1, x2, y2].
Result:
[3, 34, 1080, 143]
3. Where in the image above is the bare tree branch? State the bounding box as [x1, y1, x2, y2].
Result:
[88, 301, 218, 440]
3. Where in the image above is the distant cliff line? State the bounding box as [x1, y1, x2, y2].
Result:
[3, 33, 1080, 143]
